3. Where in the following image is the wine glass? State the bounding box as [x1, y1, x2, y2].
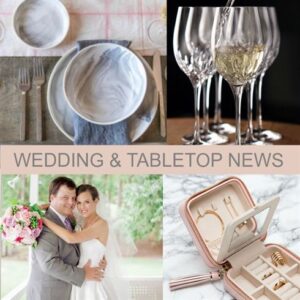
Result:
[254, 7, 281, 142]
[201, 73, 228, 144]
[173, 7, 208, 145]
[210, 73, 236, 135]
[196, 7, 228, 144]
[243, 7, 273, 145]
[179, 7, 227, 144]
[212, 7, 267, 145]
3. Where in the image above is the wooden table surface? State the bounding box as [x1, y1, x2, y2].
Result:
[167, 118, 300, 145]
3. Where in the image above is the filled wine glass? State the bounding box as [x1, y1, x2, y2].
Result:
[212, 7, 267, 145]
[254, 7, 281, 142]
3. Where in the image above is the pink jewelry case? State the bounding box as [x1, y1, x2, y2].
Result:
[178, 177, 300, 300]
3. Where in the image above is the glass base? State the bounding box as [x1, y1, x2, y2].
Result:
[242, 135, 267, 145]
[254, 129, 282, 142]
[241, 131, 271, 145]
[210, 122, 236, 135]
[181, 133, 209, 145]
[182, 130, 228, 145]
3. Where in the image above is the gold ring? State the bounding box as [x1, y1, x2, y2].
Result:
[262, 271, 273, 280]
[273, 278, 286, 290]
[271, 251, 285, 267]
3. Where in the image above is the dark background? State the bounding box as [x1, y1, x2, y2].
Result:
[167, 0, 300, 124]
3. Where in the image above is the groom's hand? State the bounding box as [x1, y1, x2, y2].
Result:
[83, 260, 104, 281]
[98, 256, 107, 272]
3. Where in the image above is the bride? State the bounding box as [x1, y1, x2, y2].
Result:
[43, 184, 125, 300]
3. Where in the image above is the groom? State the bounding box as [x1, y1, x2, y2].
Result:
[27, 177, 106, 300]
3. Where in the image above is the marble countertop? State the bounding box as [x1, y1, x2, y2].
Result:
[163, 175, 300, 300]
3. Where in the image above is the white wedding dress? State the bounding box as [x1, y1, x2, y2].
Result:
[70, 239, 108, 300]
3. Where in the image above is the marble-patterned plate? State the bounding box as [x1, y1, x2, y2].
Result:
[64, 43, 147, 125]
[47, 48, 158, 143]
[13, 0, 69, 49]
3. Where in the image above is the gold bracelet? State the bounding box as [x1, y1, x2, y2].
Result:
[196, 209, 225, 242]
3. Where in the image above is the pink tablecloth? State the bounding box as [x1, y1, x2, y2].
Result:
[0, 0, 166, 56]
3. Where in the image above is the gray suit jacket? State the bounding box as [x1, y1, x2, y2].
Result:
[27, 209, 85, 300]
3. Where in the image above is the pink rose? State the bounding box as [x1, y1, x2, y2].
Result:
[4, 216, 16, 228]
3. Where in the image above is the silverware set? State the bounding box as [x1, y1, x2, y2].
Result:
[17, 58, 45, 141]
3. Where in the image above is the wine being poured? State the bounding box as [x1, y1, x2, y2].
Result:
[216, 0, 236, 47]
[212, 6, 267, 145]
[226, 0, 236, 7]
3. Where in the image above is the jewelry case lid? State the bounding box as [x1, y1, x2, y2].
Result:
[180, 177, 279, 268]
[216, 196, 279, 263]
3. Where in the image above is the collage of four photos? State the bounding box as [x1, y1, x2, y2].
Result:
[0, 0, 299, 300]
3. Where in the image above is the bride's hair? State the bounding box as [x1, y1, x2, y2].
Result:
[76, 184, 100, 201]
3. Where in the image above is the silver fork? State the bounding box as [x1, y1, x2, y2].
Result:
[33, 57, 45, 142]
[18, 67, 31, 141]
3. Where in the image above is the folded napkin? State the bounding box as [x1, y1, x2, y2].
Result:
[73, 39, 131, 145]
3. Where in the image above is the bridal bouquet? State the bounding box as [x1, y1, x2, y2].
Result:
[0, 204, 44, 247]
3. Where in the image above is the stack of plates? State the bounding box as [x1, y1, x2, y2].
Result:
[47, 43, 158, 142]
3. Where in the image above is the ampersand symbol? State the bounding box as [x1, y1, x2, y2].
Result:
[110, 153, 121, 168]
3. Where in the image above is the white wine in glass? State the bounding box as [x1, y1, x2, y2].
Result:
[212, 7, 267, 145]
[215, 45, 265, 86]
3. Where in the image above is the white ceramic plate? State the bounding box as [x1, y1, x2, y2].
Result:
[47, 48, 158, 143]
[13, 0, 69, 49]
[63, 43, 147, 125]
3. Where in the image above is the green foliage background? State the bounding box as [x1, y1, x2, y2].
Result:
[2, 175, 163, 243]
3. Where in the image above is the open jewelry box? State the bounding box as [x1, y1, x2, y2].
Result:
[179, 177, 300, 300]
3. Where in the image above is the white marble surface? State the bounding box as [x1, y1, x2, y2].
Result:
[0, 0, 166, 56]
[163, 175, 300, 300]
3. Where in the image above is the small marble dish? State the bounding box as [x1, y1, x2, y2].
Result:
[64, 43, 147, 125]
[13, 0, 69, 49]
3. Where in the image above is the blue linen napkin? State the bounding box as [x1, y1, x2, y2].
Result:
[73, 40, 131, 145]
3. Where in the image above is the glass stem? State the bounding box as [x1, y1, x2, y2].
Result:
[193, 84, 202, 141]
[246, 79, 255, 138]
[256, 72, 265, 132]
[202, 76, 212, 133]
[214, 74, 223, 125]
[231, 85, 244, 145]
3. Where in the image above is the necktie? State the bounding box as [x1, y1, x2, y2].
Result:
[64, 217, 73, 232]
